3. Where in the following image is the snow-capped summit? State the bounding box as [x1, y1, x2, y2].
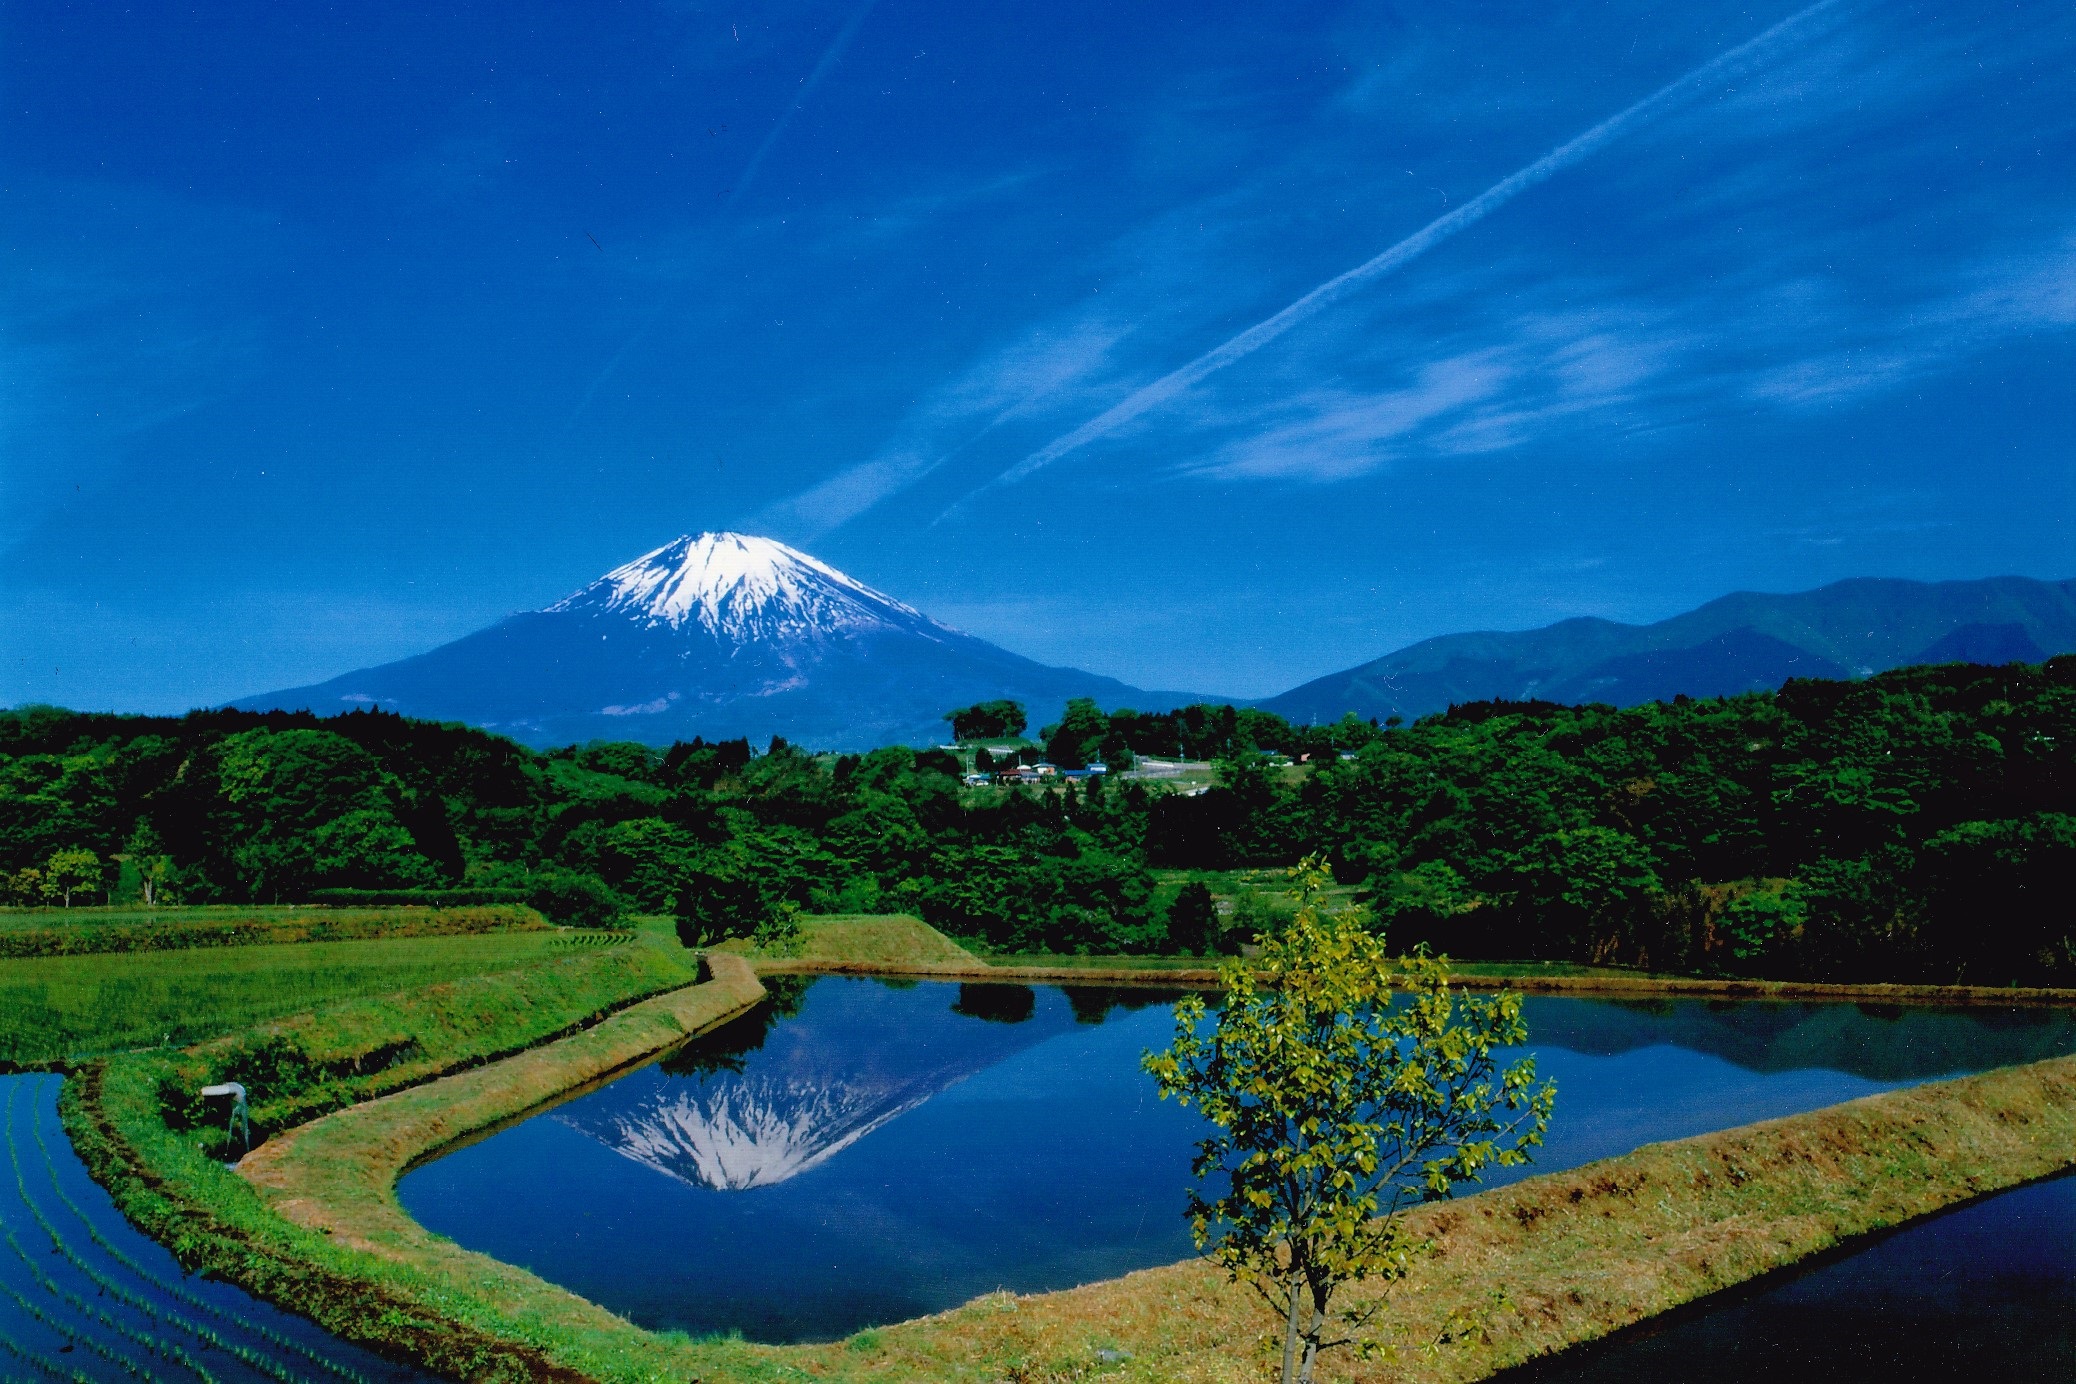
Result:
[548, 532, 942, 642]
[231, 529, 1196, 749]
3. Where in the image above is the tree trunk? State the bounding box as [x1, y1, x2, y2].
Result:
[1298, 1296, 1327, 1384]
[1280, 1274, 1306, 1384]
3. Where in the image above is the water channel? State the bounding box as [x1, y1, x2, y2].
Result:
[396, 977, 2076, 1344]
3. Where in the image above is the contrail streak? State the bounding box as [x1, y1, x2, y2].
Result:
[557, 0, 881, 439]
[964, 0, 1842, 501]
[726, 0, 881, 211]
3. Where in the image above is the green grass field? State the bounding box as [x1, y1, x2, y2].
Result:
[156, 938, 698, 1139]
[0, 902, 523, 935]
[0, 932, 580, 1065]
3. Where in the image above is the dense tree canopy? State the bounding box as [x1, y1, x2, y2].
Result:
[945, 700, 1028, 740]
[3, 656, 2072, 981]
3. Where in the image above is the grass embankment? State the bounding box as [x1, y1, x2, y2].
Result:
[955, 958, 2076, 1006]
[157, 938, 691, 1141]
[0, 903, 546, 960]
[714, 913, 977, 968]
[1436, 971, 2076, 1007]
[848, 1053, 2076, 1384]
[133, 992, 2074, 1384]
[0, 931, 603, 1068]
[62, 947, 761, 1383]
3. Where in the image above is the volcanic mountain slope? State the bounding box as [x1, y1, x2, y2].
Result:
[1261, 575, 2076, 726]
[233, 532, 1183, 750]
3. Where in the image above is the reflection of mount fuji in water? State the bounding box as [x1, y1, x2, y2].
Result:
[551, 981, 1066, 1192]
[566, 1070, 948, 1191]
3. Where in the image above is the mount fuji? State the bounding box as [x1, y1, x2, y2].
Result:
[232, 532, 1187, 749]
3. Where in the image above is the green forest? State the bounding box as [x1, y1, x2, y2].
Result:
[3, 656, 2072, 985]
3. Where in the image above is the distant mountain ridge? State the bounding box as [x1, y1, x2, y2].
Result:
[233, 532, 1201, 750]
[1261, 575, 2076, 726]
[234, 542, 2076, 749]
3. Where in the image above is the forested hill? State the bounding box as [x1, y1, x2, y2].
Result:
[4, 655, 2073, 986]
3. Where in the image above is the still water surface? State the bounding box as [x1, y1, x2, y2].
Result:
[0, 1072, 427, 1384]
[1517, 1173, 2076, 1384]
[397, 978, 2076, 1343]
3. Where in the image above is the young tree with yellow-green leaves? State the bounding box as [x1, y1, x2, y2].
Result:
[42, 847, 105, 907]
[1144, 859, 1556, 1384]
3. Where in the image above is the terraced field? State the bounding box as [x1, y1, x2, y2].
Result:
[0, 1074, 421, 1384]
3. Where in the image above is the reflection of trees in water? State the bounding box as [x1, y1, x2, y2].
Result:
[1524, 997, 2076, 1080]
[952, 983, 1035, 1024]
[666, 980, 2069, 1088]
[1064, 986, 1190, 1026]
[660, 975, 812, 1079]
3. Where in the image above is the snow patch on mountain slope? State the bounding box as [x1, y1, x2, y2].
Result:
[548, 531, 950, 643]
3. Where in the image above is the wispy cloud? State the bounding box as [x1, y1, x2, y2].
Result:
[942, 0, 1849, 509]
[742, 0, 2075, 565]
[1745, 233, 2076, 406]
[1186, 354, 1510, 482]
[1174, 301, 1697, 483]
[1153, 219, 2076, 488]
[754, 315, 1132, 537]
[0, 179, 268, 555]
[723, 0, 882, 212]
[556, 0, 883, 439]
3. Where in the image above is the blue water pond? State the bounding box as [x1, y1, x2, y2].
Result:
[396, 977, 2076, 1343]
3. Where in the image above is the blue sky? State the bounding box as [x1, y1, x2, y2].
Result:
[4, 0, 2073, 709]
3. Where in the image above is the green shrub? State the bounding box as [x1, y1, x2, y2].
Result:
[527, 871, 624, 929]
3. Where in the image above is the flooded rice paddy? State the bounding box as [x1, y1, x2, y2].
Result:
[1519, 1171, 2076, 1383]
[397, 978, 2076, 1344]
[0, 1072, 425, 1384]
